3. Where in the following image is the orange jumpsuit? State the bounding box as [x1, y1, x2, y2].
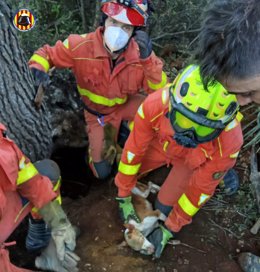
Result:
[29, 27, 167, 172]
[115, 88, 243, 232]
[0, 124, 57, 271]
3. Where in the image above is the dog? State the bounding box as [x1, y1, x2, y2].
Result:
[124, 181, 166, 255]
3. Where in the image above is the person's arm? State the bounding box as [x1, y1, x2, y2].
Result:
[115, 99, 156, 197]
[15, 146, 57, 209]
[14, 144, 76, 261]
[115, 93, 159, 223]
[165, 124, 244, 233]
[134, 30, 168, 93]
[28, 35, 76, 73]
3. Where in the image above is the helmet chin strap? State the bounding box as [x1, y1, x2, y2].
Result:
[173, 131, 198, 148]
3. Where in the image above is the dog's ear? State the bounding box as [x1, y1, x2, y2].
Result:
[124, 223, 135, 232]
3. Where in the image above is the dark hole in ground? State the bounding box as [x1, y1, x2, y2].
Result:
[51, 146, 98, 199]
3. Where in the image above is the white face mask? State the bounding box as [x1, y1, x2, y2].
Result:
[104, 26, 130, 53]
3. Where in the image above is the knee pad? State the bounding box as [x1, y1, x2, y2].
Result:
[90, 160, 112, 180]
[155, 198, 172, 217]
[34, 159, 60, 183]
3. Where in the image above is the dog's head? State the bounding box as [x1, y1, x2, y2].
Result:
[124, 224, 155, 255]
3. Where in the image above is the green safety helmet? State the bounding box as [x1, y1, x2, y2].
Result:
[169, 65, 239, 147]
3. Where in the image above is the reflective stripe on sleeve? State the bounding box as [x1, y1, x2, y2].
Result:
[230, 151, 239, 158]
[78, 85, 127, 107]
[137, 104, 145, 119]
[17, 162, 39, 186]
[29, 54, 50, 72]
[147, 71, 167, 90]
[128, 121, 134, 131]
[63, 38, 69, 49]
[178, 193, 199, 217]
[118, 160, 141, 175]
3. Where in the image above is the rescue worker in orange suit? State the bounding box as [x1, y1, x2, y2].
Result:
[28, 0, 167, 180]
[0, 123, 79, 272]
[115, 65, 243, 258]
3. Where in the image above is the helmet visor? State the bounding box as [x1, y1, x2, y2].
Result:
[171, 110, 222, 143]
[173, 111, 221, 142]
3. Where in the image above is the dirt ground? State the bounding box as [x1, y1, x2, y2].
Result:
[8, 147, 260, 272]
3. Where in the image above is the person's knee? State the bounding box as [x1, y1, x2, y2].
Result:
[90, 160, 112, 180]
[155, 198, 172, 217]
[34, 159, 60, 184]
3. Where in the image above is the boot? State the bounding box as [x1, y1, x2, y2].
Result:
[221, 168, 240, 196]
[238, 252, 260, 272]
[25, 216, 51, 252]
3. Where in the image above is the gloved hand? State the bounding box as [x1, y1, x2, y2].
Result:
[31, 67, 50, 88]
[134, 30, 152, 59]
[116, 196, 141, 223]
[146, 224, 174, 258]
[38, 201, 77, 261]
[35, 238, 80, 272]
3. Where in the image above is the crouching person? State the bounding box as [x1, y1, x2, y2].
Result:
[0, 123, 80, 272]
[115, 65, 243, 259]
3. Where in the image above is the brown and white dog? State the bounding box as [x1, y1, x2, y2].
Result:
[124, 181, 166, 255]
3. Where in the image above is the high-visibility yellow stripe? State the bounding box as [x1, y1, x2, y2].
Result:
[236, 111, 243, 122]
[201, 148, 212, 160]
[147, 71, 167, 90]
[150, 111, 164, 122]
[217, 137, 223, 157]
[78, 85, 127, 107]
[53, 177, 61, 191]
[63, 38, 69, 49]
[118, 161, 141, 175]
[30, 54, 50, 72]
[162, 89, 168, 105]
[178, 193, 199, 217]
[128, 121, 134, 131]
[137, 104, 145, 119]
[163, 141, 169, 152]
[15, 202, 30, 223]
[230, 151, 239, 158]
[72, 39, 92, 52]
[17, 162, 39, 185]
[225, 112, 243, 132]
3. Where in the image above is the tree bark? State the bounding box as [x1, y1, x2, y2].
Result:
[0, 2, 53, 161]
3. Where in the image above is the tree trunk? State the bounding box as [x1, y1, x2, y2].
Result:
[0, 2, 53, 161]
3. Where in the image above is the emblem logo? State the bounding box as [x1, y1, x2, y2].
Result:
[13, 9, 36, 32]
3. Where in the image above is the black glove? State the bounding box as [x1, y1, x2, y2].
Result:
[31, 67, 50, 89]
[146, 224, 174, 258]
[134, 30, 152, 59]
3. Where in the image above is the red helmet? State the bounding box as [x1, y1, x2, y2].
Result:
[101, 0, 149, 26]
